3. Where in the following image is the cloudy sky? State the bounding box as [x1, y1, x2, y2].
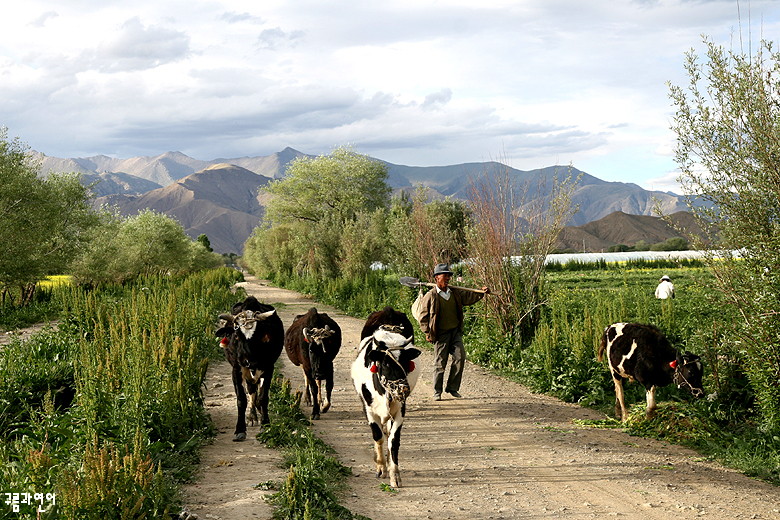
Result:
[2, 1, 779, 192]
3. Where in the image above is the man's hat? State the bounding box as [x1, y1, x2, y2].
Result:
[433, 263, 453, 276]
[660, 275, 671, 281]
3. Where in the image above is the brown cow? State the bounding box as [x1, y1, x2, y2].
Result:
[284, 307, 342, 420]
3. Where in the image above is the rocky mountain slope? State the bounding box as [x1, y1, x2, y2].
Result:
[555, 210, 704, 252]
[38, 148, 696, 254]
[95, 164, 272, 254]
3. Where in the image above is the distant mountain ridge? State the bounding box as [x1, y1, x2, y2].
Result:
[35, 148, 694, 253]
[555, 210, 703, 252]
[95, 164, 273, 254]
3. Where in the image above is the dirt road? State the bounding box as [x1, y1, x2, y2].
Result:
[183, 276, 780, 519]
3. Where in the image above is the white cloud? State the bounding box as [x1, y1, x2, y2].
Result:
[1, 0, 779, 187]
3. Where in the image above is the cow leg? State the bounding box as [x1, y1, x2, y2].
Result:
[369, 421, 387, 479]
[246, 380, 259, 427]
[232, 367, 248, 441]
[387, 419, 404, 488]
[301, 367, 311, 406]
[305, 371, 321, 420]
[317, 379, 332, 414]
[257, 370, 272, 426]
[613, 375, 628, 421]
[645, 385, 658, 419]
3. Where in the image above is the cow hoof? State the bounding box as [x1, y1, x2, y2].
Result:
[311, 413, 320, 420]
[321, 403, 330, 413]
[233, 432, 247, 442]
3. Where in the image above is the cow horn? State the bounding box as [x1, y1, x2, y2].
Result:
[254, 310, 276, 320]
[218, 313, 235, 323]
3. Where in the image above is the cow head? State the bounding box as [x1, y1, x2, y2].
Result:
[672, 352, 704, 398]
[367, 334, 421, 403]
[303, 325, 336, 379]
[215, 305, 278, 383]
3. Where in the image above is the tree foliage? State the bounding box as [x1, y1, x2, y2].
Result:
[385, 187, 471, 280]
[0, 129, 99, 304]
[70, 209, 222, 284]
[669, 38, 780, 430]
[246, 148, 392, 279]
[263, 146, 391, 226]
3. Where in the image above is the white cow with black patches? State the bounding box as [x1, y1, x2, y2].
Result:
[351, 327, 421, 488]
[599, 322, 704, 421]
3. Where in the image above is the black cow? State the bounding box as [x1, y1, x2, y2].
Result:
[284, 307, 342, 420]
[360, 306, 414, 340]
[215, 296, 284, 441]
[598, 322, 704, 421]
[351, 327, 421, 488]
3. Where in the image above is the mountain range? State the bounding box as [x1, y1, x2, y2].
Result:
[35, 148, 694, 254]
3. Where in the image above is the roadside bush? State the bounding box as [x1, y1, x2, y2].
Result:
[0, 267, 242, 518]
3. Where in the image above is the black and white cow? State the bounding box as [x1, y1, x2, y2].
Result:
[599, 322, 704, 421]
[360, 306, 415, 341]
[284, 307, 342, 420]
[215, 296, 285, 441]
[351, 326, 421, 488]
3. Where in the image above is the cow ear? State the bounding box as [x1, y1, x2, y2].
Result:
[215, 326, 232, 338]
[367, 350, 385, 362]
[400, 347, 422, 362]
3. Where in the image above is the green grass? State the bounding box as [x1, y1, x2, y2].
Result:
[260, 260, 779, 486]
[0, 267, 243, 519]
[260, 375, 370, 520]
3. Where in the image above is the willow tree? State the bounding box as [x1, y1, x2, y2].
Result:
[251, 147, 391, 279]
[0, 129, 98, 304]
[669, 38, 780, 430]
[386, 187, 471, 280]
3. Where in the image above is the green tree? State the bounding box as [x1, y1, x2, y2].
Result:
[70, 210, 221, 284]
[386, 187, 471, 279]
[649, 236, 689, 251]
[0, 129, 98, 304]
[669, 38, 780, 430]
[250, 147, 392, 278]
[197, 234, 213, 252]
[263, 146, 390, 226]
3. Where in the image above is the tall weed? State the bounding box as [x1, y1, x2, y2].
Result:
[0, 267, 243, 518]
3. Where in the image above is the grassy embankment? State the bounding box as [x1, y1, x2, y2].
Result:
[0, 268, 241, 519]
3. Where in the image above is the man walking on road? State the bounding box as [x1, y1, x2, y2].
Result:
[418, 263, 489, 401]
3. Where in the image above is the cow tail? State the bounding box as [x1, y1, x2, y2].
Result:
[597, 328, 607, 362]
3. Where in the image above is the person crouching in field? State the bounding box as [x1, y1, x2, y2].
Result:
[417, 264, 489, 401]
[655, 275, 675, 299]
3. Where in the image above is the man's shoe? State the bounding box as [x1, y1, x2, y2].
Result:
[448, 390, 462, 398]
[433, 393, 442, 401]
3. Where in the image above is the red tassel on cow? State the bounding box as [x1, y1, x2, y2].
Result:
[220, 337, 229, 347]
[407, 361, 415, 372]
[370, 364, 378, 373]
[669, 360, 678, 369]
